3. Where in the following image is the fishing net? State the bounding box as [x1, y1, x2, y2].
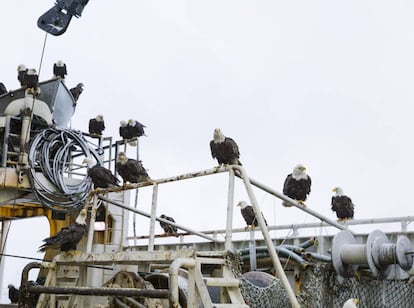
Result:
[225, 252, 414, 308]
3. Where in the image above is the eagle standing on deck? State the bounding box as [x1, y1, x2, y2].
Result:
[160, 214, 178, 236]
[237, 201, 267, 230]
[38, 209, 88, 252]
[331, 187, 355, 222]
[282, 164, 311, 207]
[89, 114, 105, 136]
[210, 128, 242, 166]
[116, 152, 150, 184]
[53, 60, 67, 79]
[83, 157, 120, 188]
[70, 83, 84, 103]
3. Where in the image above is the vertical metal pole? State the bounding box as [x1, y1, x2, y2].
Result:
[0, 220, 11, 296]
[133, 189, 139, 247]
[249, 230, 257, 271]
[2, 116, 10, 167]
[225, 169, 235, 251]
[19, 112, 31, 165]
[86, 195, 98, 253]
[234, 166, 300, 308]
[148, 184, 158, 251]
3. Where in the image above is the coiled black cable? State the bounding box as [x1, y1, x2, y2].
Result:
[28, 127, 101, 213]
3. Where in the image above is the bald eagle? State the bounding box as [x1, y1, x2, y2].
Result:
[8, 284, 19, 304]
[119, 120, 129, 139]
[237, 201, 267, 230]
[17, 64, 28, 87]
[83, 157, 120, 188]
[127, 119, 146, 138]
[70, 83, 84, 103]
[53, 60, 67, 79]
[116, 152, 150, 184]
[160, 214, 178, 236]
[331, 187, 354, 222]
[342, 298, 359, 308]
[0, 82, 7, 95]
[282, 164, 311, 207]
[23, 68, 39, 89]
[89, 114, 105, 136]
[38, 209, 88, 252]
[210, 128, 242, 166]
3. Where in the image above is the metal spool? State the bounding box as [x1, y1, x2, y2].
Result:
[332, 229, 414, 279]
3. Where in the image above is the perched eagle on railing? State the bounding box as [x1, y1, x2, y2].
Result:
[83, 157, 120, 188]
[38, 209, 88, 252]
[88, 114, 105, 136]
[116, 152, 150, 184]
[160, 214, 178, 236]
[127, 119, 146, 138]
[237, 201, 267, 231]
[282, 164, 311, 207]
[210, 128, 242, 166]
[331, 187, 355, 222]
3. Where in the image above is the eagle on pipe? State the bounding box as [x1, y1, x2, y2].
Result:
[237, 201, 267, 231]
[331, 187, 355, 222]
[282, 164, 311, 207]
[38, 209, 88, 252]
[160, 214, 178, 236]
[127, 119, 146, 138]
[210, 128, 242, 166]
[89, 114, 105, 136]
[83, 157, 120, 189]
[53, 60, 67, 79]
[116, 152, 150, 184]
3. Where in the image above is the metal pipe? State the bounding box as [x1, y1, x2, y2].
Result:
[148, 184, 158, 251]
[238, 246, 309, 268]
[19, 110, 31, 165]
[225, 169, 235, 251]
[99, 195, 220, 243]
[169, 258, 196, 307]
[1, 116, 10, 167]
[303, 252, 332, 262]
[86, 195, 98, 253]
[233, 166, 300, 308]
[340, 244, 366, 264]
[249, 230, 257, 271]
[27, 285, 169, 298]
[238, 173, 349, 232]
[299, 237, 317, 249]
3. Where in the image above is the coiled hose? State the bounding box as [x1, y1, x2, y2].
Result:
[28, 127, 101, 213]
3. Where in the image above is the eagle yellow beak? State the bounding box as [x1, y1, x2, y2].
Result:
[353, 299, 360, 304]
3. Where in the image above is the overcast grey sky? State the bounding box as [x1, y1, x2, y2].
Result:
[2, 0, 414, 302]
